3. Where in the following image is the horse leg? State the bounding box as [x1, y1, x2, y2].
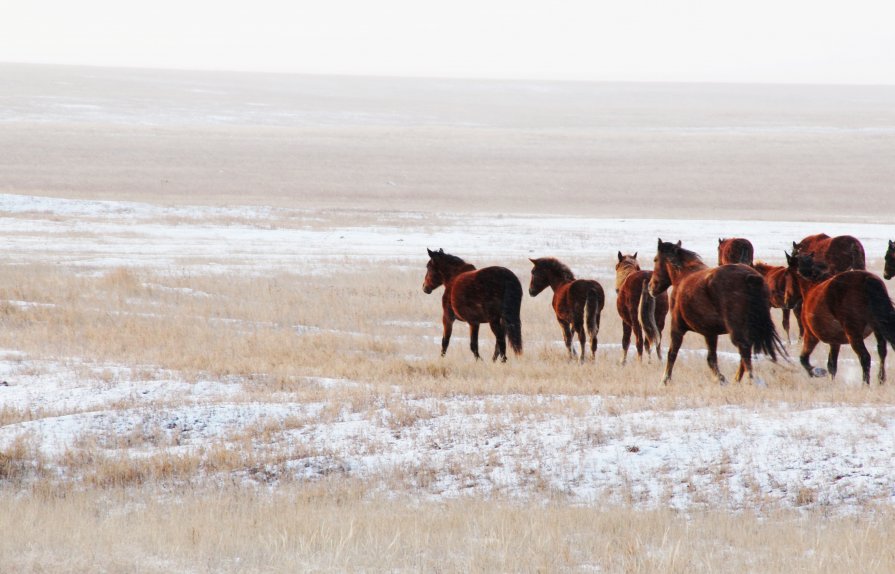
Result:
[846, 333, 872, 385]
[876, 331, 887, 384]
[705, 333, 728, 385]
[468, 323, 481, 361]
[620, 322, 632, 365]
[490, 319, 507, 363]
[661, 327, 685, 385]
[795, 302, 805, 340]
[799, 331, 826, 377]
[827, 344, 840, 379]
[441, 311, 454, 357]
[573, 317, 586, 364]
[632, 322, 645, 362]
[782, 308, 791, 344]
[559, 320, 574, 360]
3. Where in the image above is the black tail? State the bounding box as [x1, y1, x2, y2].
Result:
[865, 276, 895, 350]
[584, 284, 603, 340]
[502, 275, 523, 355]
[638, 278, 661, 355]
[745, 274, 786, 360]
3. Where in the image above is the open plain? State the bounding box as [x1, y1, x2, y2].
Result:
[1, 64, 895, 572]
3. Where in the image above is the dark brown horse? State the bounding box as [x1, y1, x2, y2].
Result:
[884, 240, 894, 280]
[649, 239, 784, 385]
[615, 252, 668, 363]
[784, 253, 895, 384]
[529, 257, 604, 362]
[718, 237, 754, 266]
[753, 260, 802, 342]
[423, 248, 523, 362]
[792, 233, 866, 272]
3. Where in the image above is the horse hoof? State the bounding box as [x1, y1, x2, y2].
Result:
[811, 367, 828, 377]
[718, 376, 729, 386]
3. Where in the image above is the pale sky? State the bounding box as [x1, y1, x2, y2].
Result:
[2, 0, 895, 84]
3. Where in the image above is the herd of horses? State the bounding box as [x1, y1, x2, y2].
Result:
[423, 237, 895, 385]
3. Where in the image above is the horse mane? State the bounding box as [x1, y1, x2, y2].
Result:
[673, 247, 704, 270]
[435, 251, 468, 267]
[535, 258, 576, 282]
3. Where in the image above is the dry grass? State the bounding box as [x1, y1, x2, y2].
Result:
[1, 261, 891, 408]
[1, 483, 894, 573]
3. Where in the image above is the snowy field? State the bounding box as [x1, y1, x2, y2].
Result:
[2, 193, 894, 513]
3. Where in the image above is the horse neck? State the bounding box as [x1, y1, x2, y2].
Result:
[615, 263, 638, 291]
[441, 262, 476, 285]
[668, 258, 707, 284]
[545, 269, 574, 291]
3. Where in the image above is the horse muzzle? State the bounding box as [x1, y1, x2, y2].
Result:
[422, 284, 433, 294]
[885, 271, 893, 280]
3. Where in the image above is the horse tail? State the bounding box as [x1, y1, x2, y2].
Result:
[638, 278, 661, 351]
[745, 274, 786, 361]
[584, 282, 603, 340]
[502, 274, 523, 355]
[864, 275, 895, 350]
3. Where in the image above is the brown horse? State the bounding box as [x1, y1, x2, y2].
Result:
[792, 233, 866, 272]
[884, 240, 894, 280]
[529, 257, 604, 362]
[649, 239, 784, 385]
[423, 248, 523, 362]
[615, 252, 668, 363]
[784, 253, 895, 384]
[753, 260, 803, 342]
[718, 237, 754, 266]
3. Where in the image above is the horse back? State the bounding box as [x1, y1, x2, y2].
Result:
[450, 266, 521, 323]
[803, 271, 874, 342]
[673, 264, 760, 333]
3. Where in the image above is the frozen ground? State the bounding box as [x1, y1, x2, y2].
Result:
[1, 193, 895, 511]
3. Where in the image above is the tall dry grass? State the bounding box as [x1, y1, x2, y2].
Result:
[1, 483, 894, 573]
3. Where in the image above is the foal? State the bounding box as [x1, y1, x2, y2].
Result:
[615, 252, 668, 363]
[753, 260, 802, 342]
[529, 257, 604, 362]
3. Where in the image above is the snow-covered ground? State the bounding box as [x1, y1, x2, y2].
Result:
[1, 193, 894, 511]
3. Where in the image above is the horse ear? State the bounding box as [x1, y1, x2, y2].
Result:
[890, 239, 894, 249]
[657, 238, 663, 249]
[438, 248, 444, 254]
[617, 251, 623, 262]
[675, 240, 682, 248]
[427, 248, 435, 257]
[529, 258, 537, 265]
[785, 251, 794, 266]
[718, 238, 723, 245]
[792, 241, 798, 249]
[633, 251, 637, 259]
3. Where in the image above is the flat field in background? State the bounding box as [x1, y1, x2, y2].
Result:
[1, 65, 895, 572]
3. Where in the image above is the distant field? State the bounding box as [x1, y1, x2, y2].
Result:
[2, 63, 895, 220]
[1, 65, 895, 572]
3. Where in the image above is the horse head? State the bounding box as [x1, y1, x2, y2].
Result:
[614, 251, 640, 293]
[528, 258, 549, 297]
[782, 251, 802, 309]
[423, 248, 446, 293]
[649, 238, 682, 296]
[885, 240, 895, 280]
